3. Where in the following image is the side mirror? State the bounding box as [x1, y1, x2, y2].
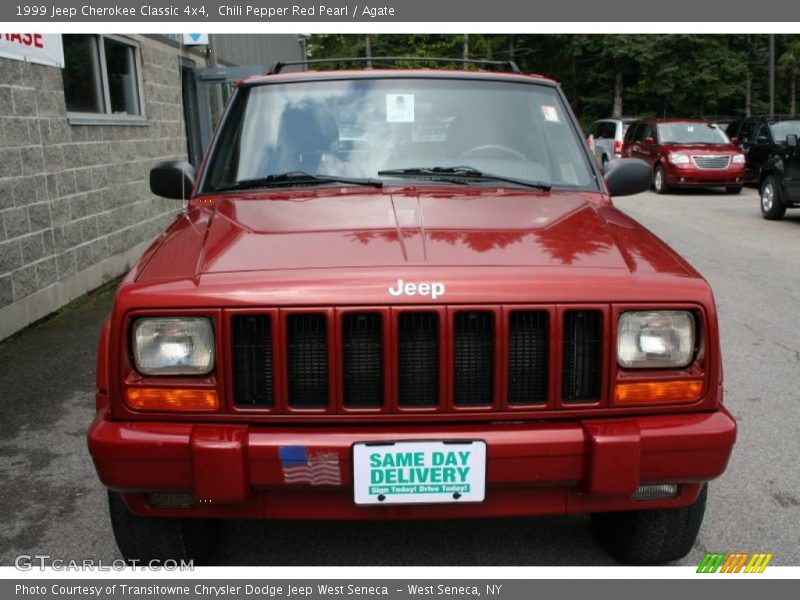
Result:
[643, 136, 655, 145]
[150, 160, 195, 200]
[730, 136, 740, 145]
[604, 158, 651, 197]
[787, 134, 798, 149]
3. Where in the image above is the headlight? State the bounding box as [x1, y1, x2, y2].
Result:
[668, 153, 690, 165]
[133, 317, 215, 375]
[617, 311, 695, 369]
[732, 154, 745, 164]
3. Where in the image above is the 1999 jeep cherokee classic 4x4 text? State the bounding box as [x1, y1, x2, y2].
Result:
[87, 58, 736, 565]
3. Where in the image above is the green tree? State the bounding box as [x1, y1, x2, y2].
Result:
[778, 36, 800, 116]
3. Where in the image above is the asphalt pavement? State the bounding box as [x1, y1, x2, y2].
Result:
[0, 187, 797, 566]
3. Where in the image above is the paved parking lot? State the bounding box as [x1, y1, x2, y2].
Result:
[1, 187, 798, 566]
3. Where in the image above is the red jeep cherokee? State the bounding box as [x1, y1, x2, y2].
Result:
[88, 60, 736, 565]
[622, 118, 745, 194]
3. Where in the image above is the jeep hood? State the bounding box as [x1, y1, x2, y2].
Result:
[137, 188, 691, 281]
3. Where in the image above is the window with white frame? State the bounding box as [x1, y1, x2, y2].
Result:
[62, 34, 144, 121]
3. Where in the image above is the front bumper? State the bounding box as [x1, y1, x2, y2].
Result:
[88, 408, 736, 519]
[663, 163, 745, 187]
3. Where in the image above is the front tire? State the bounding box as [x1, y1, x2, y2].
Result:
[108, 492, 220, 565]
[591, 485, 707, 565]
[653, 165, 669, 194]
[760, 175, 786, 220]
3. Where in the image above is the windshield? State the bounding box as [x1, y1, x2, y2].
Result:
[657, 122, 730, 145]
[770, 121, 800, 143]
[203, 78, 595, 191]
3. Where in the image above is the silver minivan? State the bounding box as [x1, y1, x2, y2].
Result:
[586, 118, 638, 168]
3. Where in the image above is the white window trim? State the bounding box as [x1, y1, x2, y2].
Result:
[66, 34, 147, 126]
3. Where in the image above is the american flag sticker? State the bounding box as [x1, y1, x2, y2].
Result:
[279, 446, 341, 486]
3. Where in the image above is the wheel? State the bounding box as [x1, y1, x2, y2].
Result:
[591, 485, 707, 565]
[653, 165, 669, 194]
[459, 144, 526, 161]
[725, 186, 743, 195]
[108, 491, 220, 565]
[760, 175, 786, 220]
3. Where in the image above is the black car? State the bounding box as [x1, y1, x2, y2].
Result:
[726, 116, 800, 184]
[758, 131, 800, 220]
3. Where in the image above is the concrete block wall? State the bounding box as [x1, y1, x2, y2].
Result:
[0, 36, 188, 340]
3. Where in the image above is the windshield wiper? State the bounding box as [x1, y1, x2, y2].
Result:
[377, 166, 552, 191]
[216, 171, 383, 191]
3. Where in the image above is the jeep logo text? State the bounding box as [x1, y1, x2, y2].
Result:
[388, 279, 445, 300]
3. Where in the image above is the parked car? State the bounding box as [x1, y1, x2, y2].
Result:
[586, 117, 638, 168]
[726, 116, 800, 184]
[87, 58, 735, 566]
[758, 130, 800, 219]
[622, 118, 746, 194]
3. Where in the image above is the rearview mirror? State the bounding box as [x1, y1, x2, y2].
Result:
[150, 160, 195, 200]
[787, 134, 798, 149]
[603, 158, 651, 197]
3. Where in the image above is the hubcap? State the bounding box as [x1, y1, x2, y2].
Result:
[762, 183, 774, 212]
[654, 169, 663, 191]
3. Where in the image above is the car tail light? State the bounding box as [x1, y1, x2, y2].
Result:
[614, 380, 703, 405]
[614, 140, 623, 157]
[125, 388, 219, 411]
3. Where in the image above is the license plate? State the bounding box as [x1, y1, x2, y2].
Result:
[352, 440, 487, 505]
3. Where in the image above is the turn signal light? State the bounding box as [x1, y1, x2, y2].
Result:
[126, 388, 219, 411]
[615, 380, 703, 405]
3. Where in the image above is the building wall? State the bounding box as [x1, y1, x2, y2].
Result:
[0, 35, 186, 340]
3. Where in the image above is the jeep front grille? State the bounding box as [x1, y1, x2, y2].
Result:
[342, 313, 384, 408]
[231, 315, 274, 407]
[397, 312, 439, 407]
[562, 310, 603, 402]
[508, 310, 549, 404]
[286, 313, 329, 408]
[230, 306, 605, 415]
[453, 311, 495, 406]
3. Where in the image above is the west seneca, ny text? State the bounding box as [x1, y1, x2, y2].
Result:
[15, 4, 396, 19]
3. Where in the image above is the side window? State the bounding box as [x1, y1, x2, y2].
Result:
[738, 121, 756, 142]
[603, 123, 616, 139]
[627, 124, 641, 143]
[595, 123, 607, 139]
[641, 124, 655, 142]
[62, 34, 144, 120]
[754, 124, 770, 145]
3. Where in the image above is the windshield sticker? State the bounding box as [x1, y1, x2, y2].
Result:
[386, 94, 415, 123]
[542, 105, 560, 122]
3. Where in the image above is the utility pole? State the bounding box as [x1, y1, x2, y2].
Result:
[463, 34, 469, 69]
[365, 34, 372, 69]
[769, 33, 775, 117]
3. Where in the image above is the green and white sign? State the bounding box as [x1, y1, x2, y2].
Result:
[353, 440, 486, 505]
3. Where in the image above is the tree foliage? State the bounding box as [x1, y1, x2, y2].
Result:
[306, 34, 800, 127]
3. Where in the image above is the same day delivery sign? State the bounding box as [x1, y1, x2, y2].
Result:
[353, 440, 487, 504]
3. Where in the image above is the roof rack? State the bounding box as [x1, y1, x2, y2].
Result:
[266, 57, 523, 75]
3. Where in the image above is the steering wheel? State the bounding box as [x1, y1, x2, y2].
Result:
[459, 144, 526, 161]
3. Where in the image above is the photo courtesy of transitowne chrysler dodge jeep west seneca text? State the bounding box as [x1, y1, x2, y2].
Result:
[87, 58, 737, 566]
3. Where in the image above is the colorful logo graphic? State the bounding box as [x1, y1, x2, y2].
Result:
[696, 552, 773, 573]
